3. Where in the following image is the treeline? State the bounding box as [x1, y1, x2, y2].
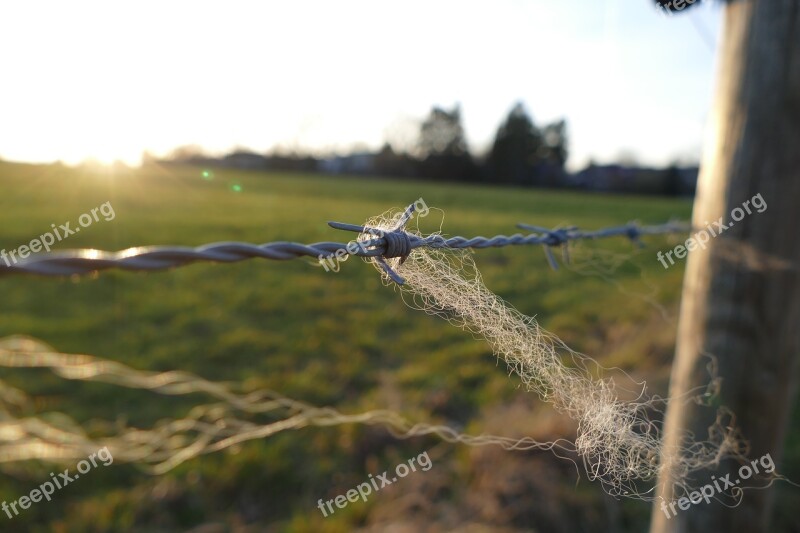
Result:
[158, 102, 696, 196]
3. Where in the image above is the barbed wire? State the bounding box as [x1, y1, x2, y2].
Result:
[0, 202, 689, 284]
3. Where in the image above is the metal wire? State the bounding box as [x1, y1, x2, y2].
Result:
[0, 216, 689, 280]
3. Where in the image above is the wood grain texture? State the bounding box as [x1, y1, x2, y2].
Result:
[651, 1, 800, 532]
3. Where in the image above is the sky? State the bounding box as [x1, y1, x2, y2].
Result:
[0, 1, 722, 171]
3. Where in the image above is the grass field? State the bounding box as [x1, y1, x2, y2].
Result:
[0, 160, 796, 532]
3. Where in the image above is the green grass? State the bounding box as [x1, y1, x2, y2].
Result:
[0, 160, 793, 532]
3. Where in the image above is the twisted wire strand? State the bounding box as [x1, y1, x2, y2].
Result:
[0, 221, 689, 278]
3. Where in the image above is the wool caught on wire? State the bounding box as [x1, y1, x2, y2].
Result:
[359, 204, 745, 500]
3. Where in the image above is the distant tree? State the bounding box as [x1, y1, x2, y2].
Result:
[374, 143, 418, 177]
[488, 103, 568, 186]
[161, 145, 219, 168]
[383, 116, 422, 157]
[418, 104, 468, 157]
[166, 144, 208, 162]
[662, 162, 683, 196]
[417, 104, 480, 182]
[540, 119, 568, 167]
[488, 102, 543, 184]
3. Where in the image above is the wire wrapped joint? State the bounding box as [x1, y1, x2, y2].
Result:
[328, 201, 419, 285]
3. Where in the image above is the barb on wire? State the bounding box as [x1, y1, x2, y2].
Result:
[517, 220, 691, 271]
[0, 200, 690, 283]
[329, 201, 417, 283]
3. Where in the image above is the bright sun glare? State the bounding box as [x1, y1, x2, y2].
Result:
[0, 1, 720, 170]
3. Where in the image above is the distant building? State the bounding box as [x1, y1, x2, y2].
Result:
[571, 163, 698, 196]
[317, 152, 375, 175]
[222, 151, 269, 170]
